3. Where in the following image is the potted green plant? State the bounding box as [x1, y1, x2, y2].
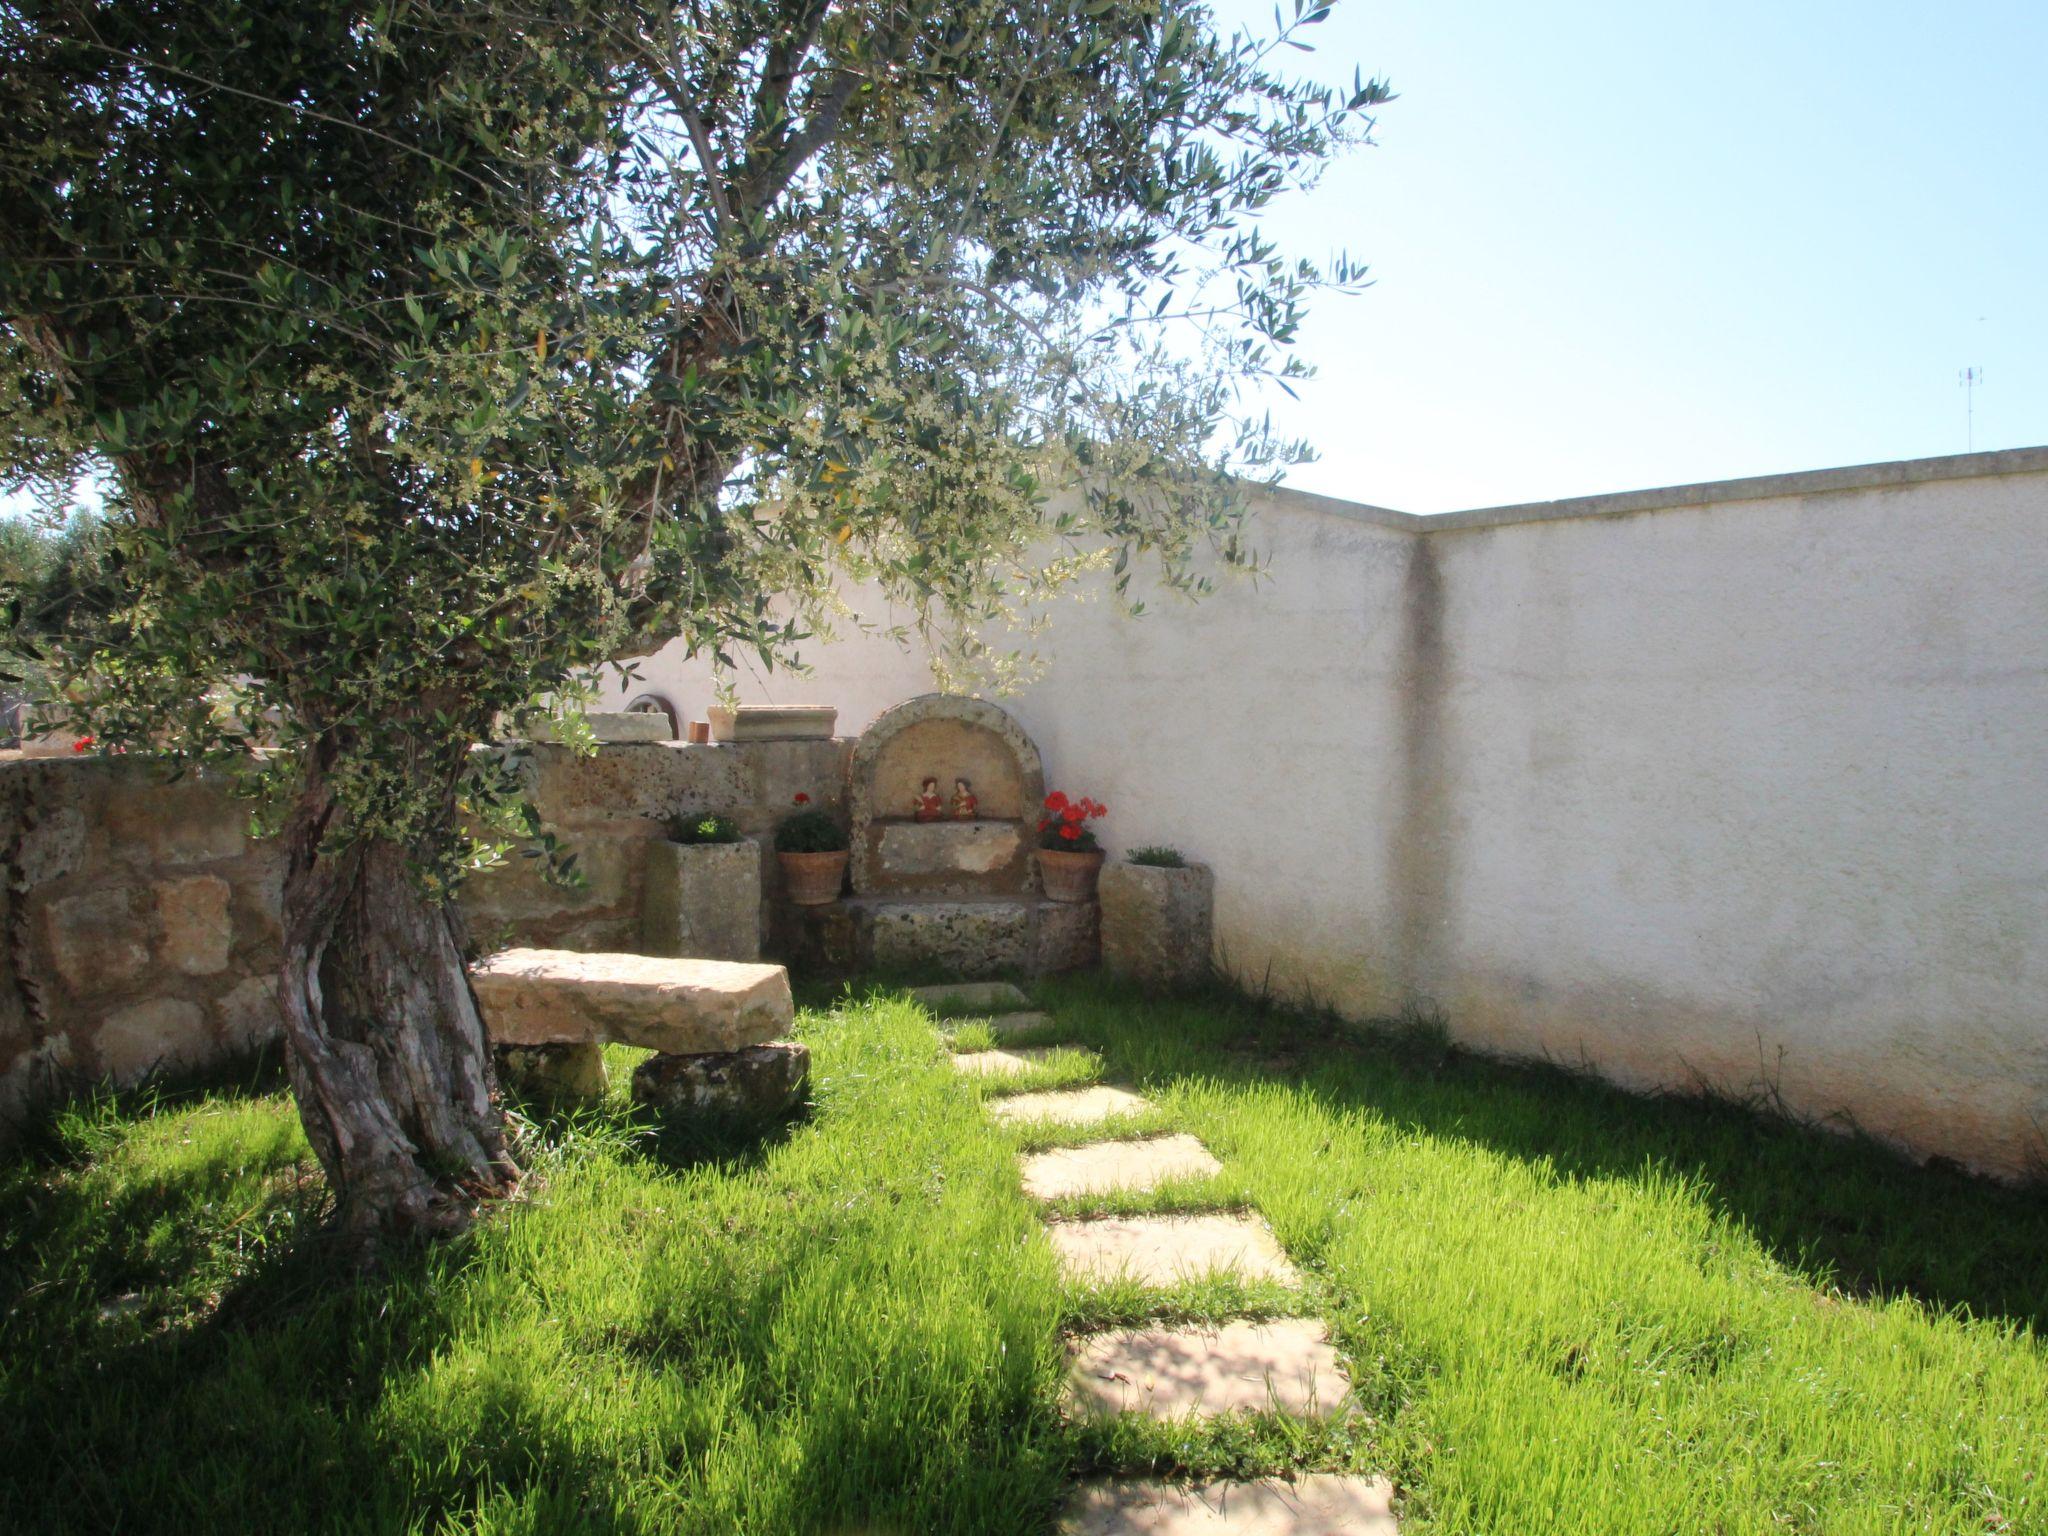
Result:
[775, 792, 849, 905]
[643, 812, 760, 959]
[1035, 790, 1107, 902]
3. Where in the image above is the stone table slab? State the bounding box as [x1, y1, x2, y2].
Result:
[1020, 1134, 1222, 1199]
[1067, 1318, 1349, 1420]
[471, 948, 791, 1053]
[1045, 1213, 1300, 1287]
[1061, 1476, 1397, 1535]
[988, 1085, 1152, 1126]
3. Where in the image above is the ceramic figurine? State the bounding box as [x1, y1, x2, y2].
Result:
[915, 775, 945, 822]
[950, 778, 977, 821]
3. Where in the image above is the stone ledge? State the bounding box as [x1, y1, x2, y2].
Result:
[470, 948, 792, 1054]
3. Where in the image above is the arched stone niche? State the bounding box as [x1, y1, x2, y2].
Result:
[850, 694, 1045, 898]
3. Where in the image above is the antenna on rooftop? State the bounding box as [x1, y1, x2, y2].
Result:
[1958, 366, 1984, 452]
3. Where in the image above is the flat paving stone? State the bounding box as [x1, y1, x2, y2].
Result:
[1067, 1318, 1349, 1420]
[983, 1010, 1055, 1039]
[1062, 1475, 1397, 1535]
[987, 1085, 1151, 1126]
[951, 1047, 1064, 1077]
[910, 981, 1031, 1012]
[1020, 1134, 1222, 1199]
[1045, 1213, 1300, 1287]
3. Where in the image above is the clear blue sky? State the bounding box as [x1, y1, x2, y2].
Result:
[1219, 0, 2048, 511]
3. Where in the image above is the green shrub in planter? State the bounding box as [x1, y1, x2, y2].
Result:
[669, 811, 741, 844]
[1127, 845, 1186, 868]
[775, 805, 847, 853]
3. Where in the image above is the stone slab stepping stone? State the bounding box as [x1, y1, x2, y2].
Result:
[472, 949, 792, 1054]
[1067, 1318, 1349, 1420]
[987, 1085, 1151, 1126]
[910, 980, 1030, 1012]
[1062, 1475, 1398, 1535]
[951, 1047, 1063, 1077]
[1020, 1134, 1222, 1199]
[1045, 1213, 1300, 1287]
[983, 1010, 1054, 1039]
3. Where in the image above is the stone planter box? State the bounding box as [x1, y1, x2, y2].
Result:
[641, 839, 762, 960]
[1100, 861, 1214, 990]
[707, 705, 838, 742]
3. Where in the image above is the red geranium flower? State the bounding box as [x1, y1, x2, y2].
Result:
[1044, 791, 1067, 812]
[1059, 823, 1080, 841]
[70, 736, 93, 753]
[1090, 801, 1106, 819]
[1062, 803, 1085, 823]
[793, 792, 810, 804]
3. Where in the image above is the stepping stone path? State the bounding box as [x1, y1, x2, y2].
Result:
[987, 1084, 1151, 1126]
[1020, 1134, 1222, 1199]
[950, 1046, 1063, 1077]
[910, 980, 1032, 1012]
[1067, 1318, 1347, 1419]
[1044, 1213, 1299, 1287]
[1063, 1476, 1398, 1535]
[925, 986, 1395, 1533]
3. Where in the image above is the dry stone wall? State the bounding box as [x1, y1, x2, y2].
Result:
[0, 737, 851, 1135]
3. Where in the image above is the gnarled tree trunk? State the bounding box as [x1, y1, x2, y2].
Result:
[274, 772, 517, 1244]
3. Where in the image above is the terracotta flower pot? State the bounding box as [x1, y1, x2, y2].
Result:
[778, 849, 848, 906]
[1036, 847, 1105, 903]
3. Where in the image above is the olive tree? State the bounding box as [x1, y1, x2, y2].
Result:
[0, 0, 1384, 1241]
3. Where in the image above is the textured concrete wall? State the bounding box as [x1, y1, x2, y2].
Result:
[612, 449, 2048, 1178]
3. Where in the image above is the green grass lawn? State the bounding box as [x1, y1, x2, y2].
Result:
[2, 973, 2042, 1534]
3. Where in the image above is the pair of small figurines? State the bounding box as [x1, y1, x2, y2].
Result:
[915, 776, 976, 822]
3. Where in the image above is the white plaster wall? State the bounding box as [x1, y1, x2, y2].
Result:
[610, 454, 2048, 1177]
[1425, 469, 2048, 1177]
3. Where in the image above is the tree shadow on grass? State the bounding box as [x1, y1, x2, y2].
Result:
[1046, 973, 2048, 1336]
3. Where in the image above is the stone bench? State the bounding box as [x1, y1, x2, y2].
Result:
[470, 948, 805, 1114]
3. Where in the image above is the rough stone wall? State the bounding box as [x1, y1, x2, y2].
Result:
[0, 757, 284, 1126]
[0, 738, 851, 1134]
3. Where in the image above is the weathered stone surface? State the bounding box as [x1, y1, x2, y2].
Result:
[875, 819, 1027, 880]
[983, 1010, 1055, 1040]
[95, 998, 208, 1085]
[631, 1041, 809, 1116]
[910, 981, 1031, 1011]
[642, 839, 762, 961]
[1066, 1318, 1350, 1420]
[1100, 862, 1215, 990]
[498, 1042, 609, 1102]
[1061, 1476, 1398, 1536]
[706, 705, 837, 742]
[1037, 896, 1102, 973]
[850, 694, 1043, 897]
[987, 1084, 1151, 1126]
[871, 899, 1034, 975]
[1044, 1213, 1300, 1286]
[214, 975, 280, 1053]
[519, 710, 675, 744]
[157, 875, 232, 975]
[43, 885, 149, 993]
[950, 1046, 1062, 1077]
[101, 776, 248, 866]
[1019, 1135, 1223, 1200]
[470, 948, 793, 1053]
